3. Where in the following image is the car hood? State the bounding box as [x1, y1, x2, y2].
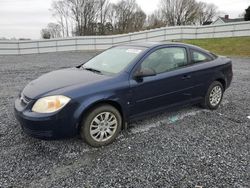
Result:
[22, 68, 110, 99]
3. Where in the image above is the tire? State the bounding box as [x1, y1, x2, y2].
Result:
[202, 81, 224, 110]
[80, 104, 122, 147]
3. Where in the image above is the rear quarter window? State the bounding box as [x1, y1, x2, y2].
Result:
[191, 49, 213, 63]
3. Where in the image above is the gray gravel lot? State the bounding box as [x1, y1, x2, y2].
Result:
[0, 51, 249, 188]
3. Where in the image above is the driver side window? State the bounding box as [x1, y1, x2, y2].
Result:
[141, 47, 188, 74]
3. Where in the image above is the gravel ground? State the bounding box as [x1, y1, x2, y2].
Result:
[0, 51, 249, 188]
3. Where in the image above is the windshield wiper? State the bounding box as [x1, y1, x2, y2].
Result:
[81, 67, 102, 74]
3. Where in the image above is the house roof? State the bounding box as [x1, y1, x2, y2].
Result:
[219, 17, 245, 23]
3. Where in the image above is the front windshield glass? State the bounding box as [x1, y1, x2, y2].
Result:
[82, 46, 145, 75]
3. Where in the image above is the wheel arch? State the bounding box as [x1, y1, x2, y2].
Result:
[215, 78, 226, 91]
[76, 99, 126, 131]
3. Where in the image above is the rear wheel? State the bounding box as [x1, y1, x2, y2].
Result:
[80, 104, 122, 147]
[202, 81, 224, 110]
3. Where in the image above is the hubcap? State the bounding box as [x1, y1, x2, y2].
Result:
[90, 112, 118, 142]
[209, 85, 222, 106]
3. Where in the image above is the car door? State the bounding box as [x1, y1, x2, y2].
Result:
[128, 46, 195, 118]
[188, 49, 217, 98]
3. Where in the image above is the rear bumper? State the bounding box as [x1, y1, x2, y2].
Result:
[14, 98, 79, 139]
[226, 71, 233, 89]
[225, 60, 233, 89]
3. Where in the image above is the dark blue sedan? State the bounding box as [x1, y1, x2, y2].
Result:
[14, 42, 233, 147]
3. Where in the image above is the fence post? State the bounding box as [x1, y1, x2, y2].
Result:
[213, 26, 215, 38]
[233, 24, 236, 37]
[164, 27, 167, 41]
[75, 37, 77, 51]
[94, 37, 96, 50]
[37, 41, 40, 54]
[180, 27, 183, 40]
[195, 26, 198, 39]
[17, 41, 20, 55]
[55, 40, 58, 52]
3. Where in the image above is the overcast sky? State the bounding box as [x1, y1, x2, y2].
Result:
[0, 0, 249, 39]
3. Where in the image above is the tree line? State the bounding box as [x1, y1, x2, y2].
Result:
[41, 0, 219, 39]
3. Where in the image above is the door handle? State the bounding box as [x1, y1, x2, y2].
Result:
[182, 75, 191, 80]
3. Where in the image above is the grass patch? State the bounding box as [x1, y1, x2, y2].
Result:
[178, 37, 250, 57]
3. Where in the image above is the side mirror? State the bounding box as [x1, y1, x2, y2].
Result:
[134, 67, 156, 79]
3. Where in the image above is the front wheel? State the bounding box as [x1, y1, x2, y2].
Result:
[80, 104, 122, 147]
[202, 81, 224, 110]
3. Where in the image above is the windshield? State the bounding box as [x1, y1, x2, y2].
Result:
[82, 46, 145, 75]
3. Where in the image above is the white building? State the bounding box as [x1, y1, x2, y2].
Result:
[212, 15, 245, 25]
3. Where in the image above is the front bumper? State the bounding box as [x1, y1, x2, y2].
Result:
[14, 97, 78, 139]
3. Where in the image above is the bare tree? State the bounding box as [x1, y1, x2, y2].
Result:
[160, 0, 200, 26]
[98, 0, 110, 34]
[51, 0, 110, 36]
[41, 23, 61, 39]
[67, 0, 99, 35]
[47, 0, 218, 37]
[51, 0, 70, 37]
[47, 23, 62, 38]
[146, 10, 166, 29]
[159, 0, 218, 26]
[197, 2, 217, 25]
[112, 0, 146, 33]
[131, 8, 146, 31]
[106, 3, 116, 27]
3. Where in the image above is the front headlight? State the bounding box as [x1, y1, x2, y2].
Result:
[32, 95, 71, 113]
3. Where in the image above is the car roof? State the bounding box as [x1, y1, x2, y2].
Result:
[117, 41, 205, 51]
[117, 42, 199, 48]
